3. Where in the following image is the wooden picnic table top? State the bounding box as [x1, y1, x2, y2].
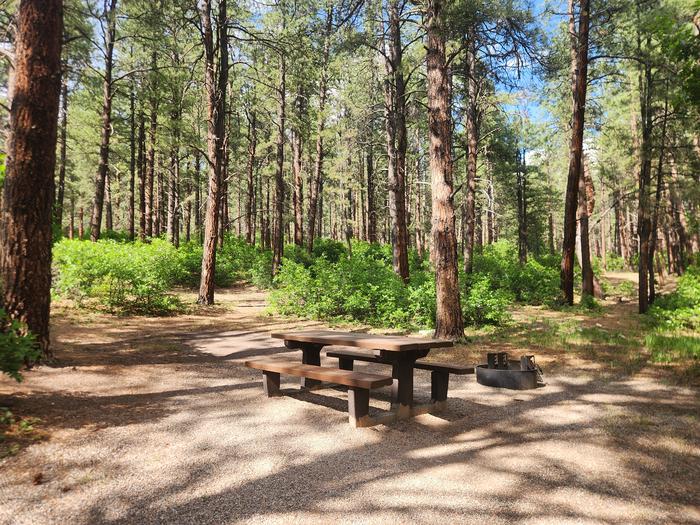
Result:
[270, 330, 453, 352]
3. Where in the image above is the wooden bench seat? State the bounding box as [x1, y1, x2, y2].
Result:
[245, 358, 393, 427]
[325, 349, 474, 404]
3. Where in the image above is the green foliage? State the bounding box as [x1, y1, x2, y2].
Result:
[53, 239, 184, 314]
[176, 235, 273, 288]
[605, 253, 627, 271]
[0, 153, 5, 189]
[469, 241, 560, 306]
[461, 276, 512, 326]
[645, 333, 700, 363]
[271, 241, 435, 329]
[648, 266, 700, 330]
[0, 309, 39, 382]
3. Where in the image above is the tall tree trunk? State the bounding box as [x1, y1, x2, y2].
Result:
[306, 6, 333, 253]
[105, 171, 113, 231]
[272, 54, 286, 275]
[197, 0, 228, 305]
[426, 0, 464, 339]
[578, 161, 594, 297]
[138, 114, 146, 240]
[128, 77, 136, 240]
[366, 131, 377, 243]
[560, 0, 590, 304]
[383, 0, 409, 282]
[292, 89, 304, 247]
[89, 0, 118, 241]
[637, 33, 654, 313]
[0, 0, 63, 356]
[194, 149, 202, 240]
[245, 111, 256, 244]
[517, 148, 528, 264]
[167, 107, 181, 246]
[54, 77, 68, 230]
[145, 96, 157, 238]
[463, 35, 479, 273]
[648, 82, 669, 304]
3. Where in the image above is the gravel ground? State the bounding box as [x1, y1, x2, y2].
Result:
[1, 289, 699, 524]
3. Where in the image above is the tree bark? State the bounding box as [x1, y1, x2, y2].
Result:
[245, 111, 257, 244]
[560, 0, 590, 305]
[89, 0, 118, 241]
[383, 0, 409, 282]
[637, 33, 653, 314]
[292, 89, 304, 247]
[272, 54, 286, 275]
[0, 0, 63, 356]
[54, 77, 68, 231]
[426, 0, 464, 339]
[197, 0, 228, 305]
[306, 6, 333, 253]
[128, 76, 136, 240]
[648, 82, 669, 304]
[138, 113, 146, 241]
[463, 35, 479, 273]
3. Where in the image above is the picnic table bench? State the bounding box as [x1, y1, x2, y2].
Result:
[325, 348, 474, 405]
[246, 330, 467, 426]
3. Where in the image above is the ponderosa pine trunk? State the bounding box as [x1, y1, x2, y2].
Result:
[463, 35, 479, 274]
[383, 0, 410, 283]
[137, 113, 146, 240]
[272, 54, 286, 275]
[648, 82, 669, 304]
[128, 77, 136, 240]
[54, 77, 68, 230]
[292, 88, 304, 247]
[0, 0, 63, 356]
[89, 0, 117, 241]
[578, 161, 594, 297]
[245, 110, 256, 244]
[560, 0, 590, 305]
[637, 33, 653, 314]
[426, 0, 464, 340]
[306, 6, 333, 253]
[197, 0, 228, 305]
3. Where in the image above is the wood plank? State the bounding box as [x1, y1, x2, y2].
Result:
[245, 359, 393, 389]
[271, 330, 453, 352]
[326, 348, 474, 375]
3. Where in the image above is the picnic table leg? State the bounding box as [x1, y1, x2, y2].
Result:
[383, 349, 429, 418]
[285, 341, 325, 389]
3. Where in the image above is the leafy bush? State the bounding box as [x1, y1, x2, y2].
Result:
[176, 236, 273, 288]
[648, 266, 700, 330]
[606, 253, 626, 271]
[461, 276, 512, 326]
[469, 241, 560, 306]
[270, 242, 434, 329]
[311, 238, 347, 263]
[0, 309, 39, 382]
[53, 239, 184, 314]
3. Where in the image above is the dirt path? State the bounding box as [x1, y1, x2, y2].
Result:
[1, 285, 699, 524]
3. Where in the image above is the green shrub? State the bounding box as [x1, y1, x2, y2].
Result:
[311, 238, 347, 262]
[0, 309, 39, 382]
[53, 239, 184, 314]
[645, 332, 700, 363]
[648, 266, 700, 330]
[270, 246, 433, 329]
[606, 253, 626, 271]
[469, 241, 560, 306]
[462, 276, 512, 326]
[175, 236, 273, 288]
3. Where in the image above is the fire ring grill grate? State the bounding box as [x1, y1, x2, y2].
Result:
[476, 353, 545, 390]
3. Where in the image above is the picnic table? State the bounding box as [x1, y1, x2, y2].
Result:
[270, 330, 454, 416]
